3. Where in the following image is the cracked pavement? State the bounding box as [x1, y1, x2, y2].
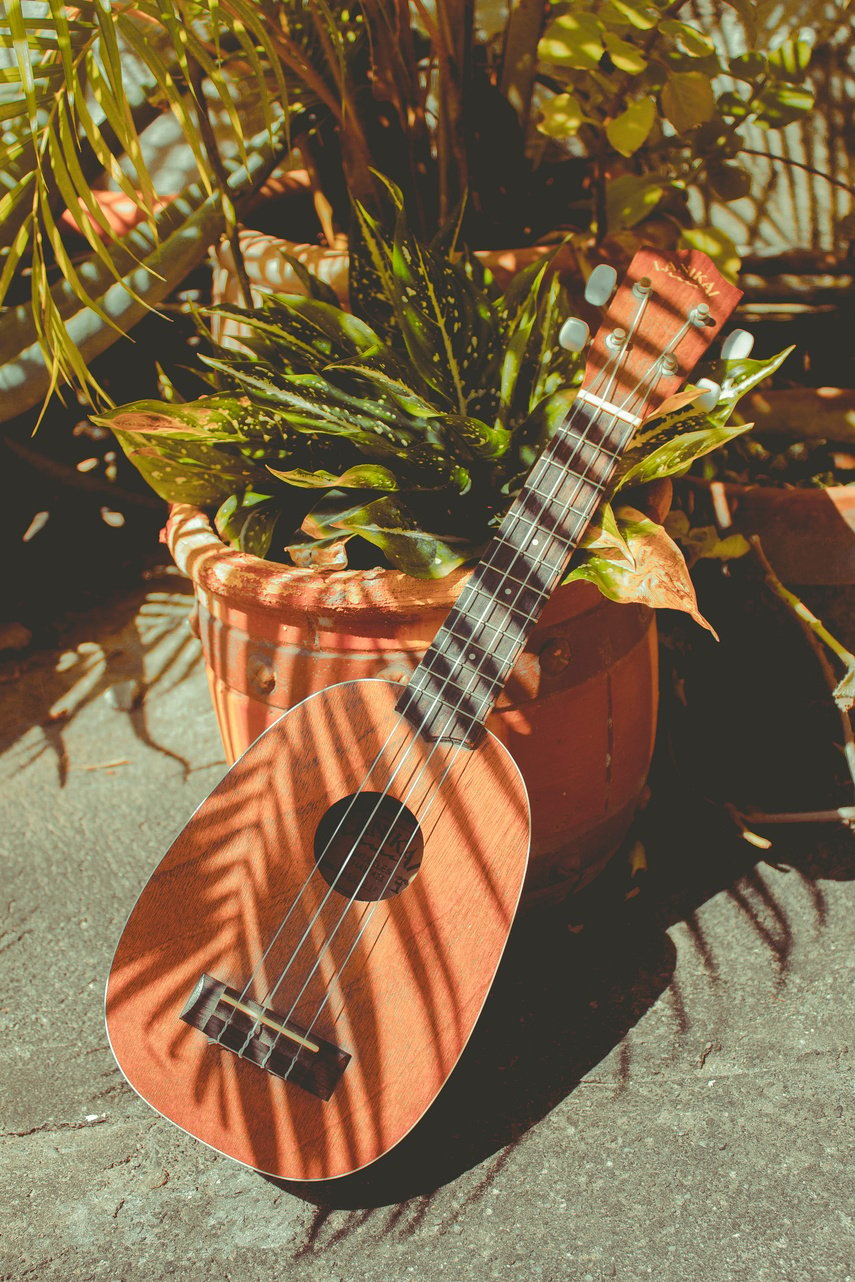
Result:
[1, 574, 853, 1282]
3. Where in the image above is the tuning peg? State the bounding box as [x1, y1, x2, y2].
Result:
[696, 378, 721, 412]
[721, 328, 754, 361]
[558, 316, 590, 353]
[584, 264, 618, 307]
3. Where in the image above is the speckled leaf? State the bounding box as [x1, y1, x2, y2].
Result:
[327, 353, 440, 421]
[697, 347, 795, 425]
[349, 200, 398, 344]
[566, 507, 714, 631]
[331, 496, 471, 578]
[391, 211, 497, 415]
[267, 463, 400, 490]
[434, 414, 511, 461]
[214, 490, 281, 557]
[618, 422, 753, 488]
[207, 295, 382, 374]
[99, 397, 279, 504]
[198, 365, 417, 458]
[498, 273, 582, 438]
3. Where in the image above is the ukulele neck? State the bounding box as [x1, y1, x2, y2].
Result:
[396, 398, 636, 747]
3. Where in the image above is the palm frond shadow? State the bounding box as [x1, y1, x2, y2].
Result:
[1, 576, 202, 781]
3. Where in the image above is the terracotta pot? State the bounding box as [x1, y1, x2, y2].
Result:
[166, 503, 661, 905]
[683, 389, 855, 587]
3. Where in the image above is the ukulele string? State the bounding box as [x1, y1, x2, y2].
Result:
[256, 354, 661, 1075]
[272, 403, 649, 1077]
[223, 367, 628, 1063]
[215, 335, 632, 1053]
[225, 298, 675, 1039]
[221, 303, 664, 1062]
[265, 315, 679, 1072]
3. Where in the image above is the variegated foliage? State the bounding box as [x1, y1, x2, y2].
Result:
[100, 185, 790, 617]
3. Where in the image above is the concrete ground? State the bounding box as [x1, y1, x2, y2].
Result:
[1, 570, 853, 1282]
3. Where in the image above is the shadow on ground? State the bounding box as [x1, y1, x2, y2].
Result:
[265, 559, 855, 1213]
[0, 573, 202, 781]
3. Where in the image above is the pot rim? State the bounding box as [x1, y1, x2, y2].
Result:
[166, 502, 476, 623]
[166, 476, 672, 624]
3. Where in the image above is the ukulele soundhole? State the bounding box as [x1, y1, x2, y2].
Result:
[314, 792, 424, 902]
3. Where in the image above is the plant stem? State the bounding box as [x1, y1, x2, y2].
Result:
[748, 535, 855, 670]
[737, 148, 855, 197]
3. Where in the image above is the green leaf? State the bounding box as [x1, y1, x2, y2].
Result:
[209, 294, 382, 374]
[729, 51, 767, 82]
[699, 347, 795, 425]
[267, 463, 400, 490]
[618, 422, 753, 487]
[434, 414, 511, 461]
[331, 496, 471, 578]
[391, 208, 497, 416]
[605, 173, 665, 230]
[706, 161, 752, 202]
[214, 490, 281, 557]
[679, 226, 741, 281]
[538, 12, 605, 69]
[754, 82, 815, 127]
[606, 96, 656, 156]
[603, 30, 647, 74]
[100, 399, 277, 505]
[608, 0, 658, 29]
[767, 32, 814, 80]
[349, 198, 398, 343]
[578, 500, 635, 566]
[664, 510, 750, 565]
[660, 71, 715, 133]
[538, 92, 589, 138]
[659, 19, 715, 58]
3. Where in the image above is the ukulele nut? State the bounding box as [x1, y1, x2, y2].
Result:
[248, 657, 277, 695]
[539, 636, 572, 675]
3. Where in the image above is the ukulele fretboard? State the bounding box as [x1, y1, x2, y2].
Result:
[397, 402, 633, 746]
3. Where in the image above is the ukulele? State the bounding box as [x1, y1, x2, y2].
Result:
[106, 248, 746, 1181]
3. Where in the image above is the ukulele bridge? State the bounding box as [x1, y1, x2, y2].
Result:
[180, 973, 350, 1101]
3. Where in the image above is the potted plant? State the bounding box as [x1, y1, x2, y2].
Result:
[675, 385, 855, 586]
[96, 185, 788, 902]
[213, 0, 826, 324]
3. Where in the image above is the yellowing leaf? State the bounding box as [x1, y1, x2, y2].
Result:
[566, 507, 716, 633]
[539, 12, 605, 70]
[606, 96, 656, 156]
[660, 71, 715, 133]
[538, 92, 589, 138]
[679, 226, 741, 282]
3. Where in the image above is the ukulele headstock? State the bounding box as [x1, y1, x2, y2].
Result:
[576, 248, 743, 424]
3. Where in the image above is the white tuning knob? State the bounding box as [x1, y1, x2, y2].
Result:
[721, 328, 754, 361]
[584, 264, 618, 307]
[558, 316, 590, 353]
[696, 378, 721, 412]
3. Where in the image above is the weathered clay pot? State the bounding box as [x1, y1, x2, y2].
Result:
[684, 389, 855, 586]
[166, 503, 661, 906]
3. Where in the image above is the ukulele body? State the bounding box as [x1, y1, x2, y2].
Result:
[106, 678, 530, 1181]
